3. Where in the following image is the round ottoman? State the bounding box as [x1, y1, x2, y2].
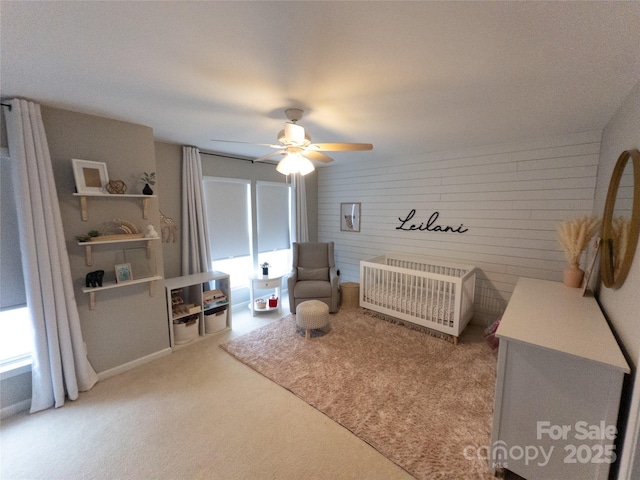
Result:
[296, 300, 329, 339]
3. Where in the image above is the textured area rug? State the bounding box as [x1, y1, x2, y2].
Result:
[221, 309, 498, 480]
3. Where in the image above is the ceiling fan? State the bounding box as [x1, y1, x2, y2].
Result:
[211, 108, 373, 175]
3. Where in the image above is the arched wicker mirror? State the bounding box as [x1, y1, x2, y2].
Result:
[601, 149, 640, 288]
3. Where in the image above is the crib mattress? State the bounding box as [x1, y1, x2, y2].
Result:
[363, 284, 455, 326]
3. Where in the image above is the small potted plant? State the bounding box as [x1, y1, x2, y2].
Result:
[260, 262, 270, 276]
[76, 230, 99, 243]
[139, 172, 156, 195]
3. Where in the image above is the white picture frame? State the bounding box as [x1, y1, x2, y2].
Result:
[114, 263, 133, 283]
[72, 159, 109, 194]
[341, 202, 361, 232]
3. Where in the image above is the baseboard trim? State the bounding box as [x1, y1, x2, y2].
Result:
[97, 348, 172, 381]
[1, 399, 30, 419]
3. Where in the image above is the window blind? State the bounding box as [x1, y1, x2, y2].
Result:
[202, 178, 251, 260]
[257, 182, 291, 253]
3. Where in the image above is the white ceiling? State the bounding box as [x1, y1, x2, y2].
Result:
[2, 1, 639, 165]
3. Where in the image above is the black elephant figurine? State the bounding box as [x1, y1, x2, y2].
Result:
[85, 270, 105, 288]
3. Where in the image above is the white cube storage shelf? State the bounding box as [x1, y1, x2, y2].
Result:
[165, 271, 231, 349]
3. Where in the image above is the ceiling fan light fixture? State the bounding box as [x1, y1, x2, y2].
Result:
[213, 108, 371, 172]
[297, 156, 315, 175]
[284, 122, 306, 144]
[276, 152, 315, 176]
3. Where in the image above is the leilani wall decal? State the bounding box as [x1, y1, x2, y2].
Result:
[396, 209, 469, 234]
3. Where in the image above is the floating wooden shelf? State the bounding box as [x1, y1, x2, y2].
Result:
[82, 275, 163, 310]
[77, 237, 160, 266]
[73, 193, 156, 221]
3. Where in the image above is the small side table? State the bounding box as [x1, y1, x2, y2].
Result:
[249, 272, 283, 316]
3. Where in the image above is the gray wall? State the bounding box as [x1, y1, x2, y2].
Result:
[154, 142, 183, 279]
[42, 106, 168, 374]
[592, 81, 640, 480]
[594, 81, 640, 365]
[0, 371, 31, 414]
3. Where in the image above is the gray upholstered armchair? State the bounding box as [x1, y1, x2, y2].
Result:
[288, 242, 340, 314]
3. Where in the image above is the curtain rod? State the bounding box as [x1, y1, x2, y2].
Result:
[200, 150, 277, 165]
[200, 150, 253, 162]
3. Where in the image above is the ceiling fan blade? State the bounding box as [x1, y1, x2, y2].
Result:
[254, 150, 285, 162]
[308, 143, 373, 152]
[211, 139, 281, 148]
[303, 150, 334, 163]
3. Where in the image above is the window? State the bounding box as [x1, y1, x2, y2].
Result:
[257, 181, 292, 272]
[202, 177, 292, 293]
[202, 178, 252, 289]
[0, 150, 32, 371]
[0, 307, 32, 370]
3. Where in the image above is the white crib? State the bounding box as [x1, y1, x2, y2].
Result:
[360, 253, 476, 344]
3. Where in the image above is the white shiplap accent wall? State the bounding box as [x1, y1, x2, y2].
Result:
[317, 131, 601, 324]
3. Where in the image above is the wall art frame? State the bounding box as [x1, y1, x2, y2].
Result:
[341, 202, 361, 232]
[72, 158, 109, 194]
[114, 263, 133, 283]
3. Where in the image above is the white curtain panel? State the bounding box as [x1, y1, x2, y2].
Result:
[181, 146, 212, 274]
[5, 99, 98, 413]
[293, 173, 309, 243]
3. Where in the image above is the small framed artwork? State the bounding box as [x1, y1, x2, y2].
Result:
[341, 202, 361, 232]
[114, 263, 133, 283]
[72, 159, 109, 194]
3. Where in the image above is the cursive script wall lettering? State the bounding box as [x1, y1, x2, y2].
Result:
[396, 209, 469, 233]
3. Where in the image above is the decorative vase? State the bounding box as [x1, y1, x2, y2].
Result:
[142, 183, 153, 195]
[563, 263, 584, 288]
[262, 267, 268, 275]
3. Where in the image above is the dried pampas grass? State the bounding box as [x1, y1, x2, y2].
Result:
[557, 215, 601, 265]
[611, 217, 630, 272]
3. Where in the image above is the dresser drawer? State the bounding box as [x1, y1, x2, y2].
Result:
[253, 279, 277, 289]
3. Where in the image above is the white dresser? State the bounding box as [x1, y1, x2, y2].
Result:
[490, 277, 630, 479]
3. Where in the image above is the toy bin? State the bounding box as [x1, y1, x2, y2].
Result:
[173, 316, 199, 345]
[205, 307, 227, 334]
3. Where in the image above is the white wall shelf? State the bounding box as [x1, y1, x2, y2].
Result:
[82, 275, 163, 310]
[75, 193, 163, 310]
[73, 193, 156, 221]
[77, 237, 159, 266]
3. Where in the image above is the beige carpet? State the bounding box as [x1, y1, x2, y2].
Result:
[221, 309, 498, 480]
[2, 309, 415, 480]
